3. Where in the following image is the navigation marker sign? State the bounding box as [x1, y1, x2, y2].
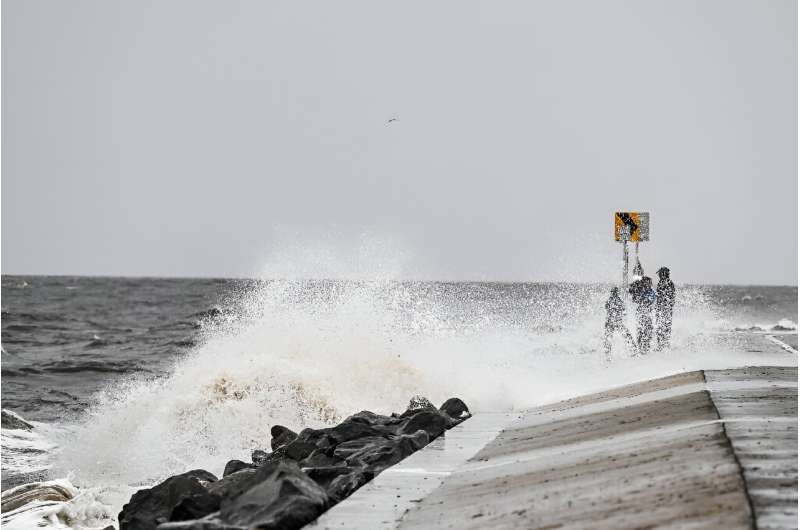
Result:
[614, 211, 650, 288]
[614, 212, 649, 242]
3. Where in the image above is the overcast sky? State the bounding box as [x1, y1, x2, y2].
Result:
[2, 0, 797, 284]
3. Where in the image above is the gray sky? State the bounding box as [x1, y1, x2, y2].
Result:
[2, 0, 797, 284]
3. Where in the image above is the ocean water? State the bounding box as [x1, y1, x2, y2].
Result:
[1, 275, 797, 529]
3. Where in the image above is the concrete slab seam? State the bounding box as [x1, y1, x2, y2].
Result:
[703, 369, 758, 530]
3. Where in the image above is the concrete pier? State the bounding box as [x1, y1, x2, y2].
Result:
[314, 362, 797, 529]
[311, 412, 519, 529]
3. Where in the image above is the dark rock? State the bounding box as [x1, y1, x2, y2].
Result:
[204, 469, 261, 505]
[346, 410, 404, 427]
[118, 470, 218, 530]
[327, 468, 373, 502]
[169, 492, 220, 522]
[124, 397, 471, 530]
[251, 450, 269, 466]
[345, 430, 429, 472]
[328, 421, 390, 444]
[270, 425, 298, 451]
[222, 460, 254, 478]
[282, 439, 318, 461]
[400, 410, 448, 439]
[218, 461, 328, 529]
[439, 397, 472, 425]
[295, 427, 333, 448]
[299, 449, 344, 469]
[332, 436, 388, 460]
[156, 516, 240, 529]
[302, 466, 354, 489]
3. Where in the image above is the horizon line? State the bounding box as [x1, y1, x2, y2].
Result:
[0, 272, 797, 288]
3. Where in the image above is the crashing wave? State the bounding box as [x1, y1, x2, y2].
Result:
[0, 479, 116, 530]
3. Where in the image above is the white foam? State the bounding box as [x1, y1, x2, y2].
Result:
[41, 244, 796, 528]
[0, 479, 116, 530]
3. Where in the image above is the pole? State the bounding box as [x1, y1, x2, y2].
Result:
[622, 240, 629, 288]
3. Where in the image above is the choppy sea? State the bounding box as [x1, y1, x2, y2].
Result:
[1, 275, 797, 528]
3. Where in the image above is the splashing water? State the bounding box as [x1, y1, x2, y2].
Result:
[18, 245, 789, 529]
[55, 281, 753, 482]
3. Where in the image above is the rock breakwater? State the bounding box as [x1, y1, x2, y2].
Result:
[118, 396, 471, 530]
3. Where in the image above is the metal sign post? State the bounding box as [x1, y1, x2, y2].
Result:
[622, 238, 629, 287]
[614, 212, 650, 289]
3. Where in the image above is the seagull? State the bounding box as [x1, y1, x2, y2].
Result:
[386, 117, 398, 124]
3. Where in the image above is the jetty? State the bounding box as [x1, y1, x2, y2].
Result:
[313, 335, 798, 529]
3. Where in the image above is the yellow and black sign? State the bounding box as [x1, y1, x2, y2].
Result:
[614, 212, 649, 242]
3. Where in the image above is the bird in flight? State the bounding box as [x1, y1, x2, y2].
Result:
[386, 117, 398, 124]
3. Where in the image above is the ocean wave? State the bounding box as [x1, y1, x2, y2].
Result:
[733, 318, 797, 332]
[50, 279, 787, 502]
[0, 479, 116, 530]
[1, 258, 789, 528]
[36, 360, 143, 375]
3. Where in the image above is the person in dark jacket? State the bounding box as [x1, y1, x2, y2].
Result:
[629, 276, 656, 355]
[655, 267, 676, 351]
[603, 287, 635, 356]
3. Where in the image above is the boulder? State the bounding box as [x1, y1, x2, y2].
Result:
[206, 469, 258, 501]
[299, 449, 344, 469]
[346, 410, 404, 428]
[399, 410, 448, 439]
[302, 466, 354, 489]
[270, 425, 298, 451]
[118, 470, 218, 530]
[332, 436, 388, 460]
[123, 397, 471, 530]
[168, 492, 221, 522]
[327, 469, 373, 502]
[222, 460, 254, 478]
[156, 516, 239, 529]
[439, 397, 472, 425]
[282, 439, 318, 461]
[294, 427, 334, 449]
[345, 430, 429, 472]
[327, 421, 391, 444]
[218, 461, 328, 529]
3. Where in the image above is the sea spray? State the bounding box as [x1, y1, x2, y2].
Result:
[54, 277, 719, 487]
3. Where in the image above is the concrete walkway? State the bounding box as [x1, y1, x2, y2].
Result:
[311, 412, 519, 529]
[397, 366, 797, 529]
[313, 363, 797, 529]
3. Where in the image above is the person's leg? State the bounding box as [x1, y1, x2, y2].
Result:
[636, 322, 644, 356]
[642, 321, 653, 354]
[654, 313, 666, 351]
[664, 312, 673, 348]
[623, 328, 636, 353]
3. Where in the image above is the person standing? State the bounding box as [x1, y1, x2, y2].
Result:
[655, 267, 676, 351]
[603, 287, 635, 357]
[630, 276, 656, 355]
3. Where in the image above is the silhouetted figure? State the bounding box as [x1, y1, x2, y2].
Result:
[629, 276, 655, 355]
[604, 287, 635, 357]
[655, 267, 676, 351]
[632, 259, 644, 280]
